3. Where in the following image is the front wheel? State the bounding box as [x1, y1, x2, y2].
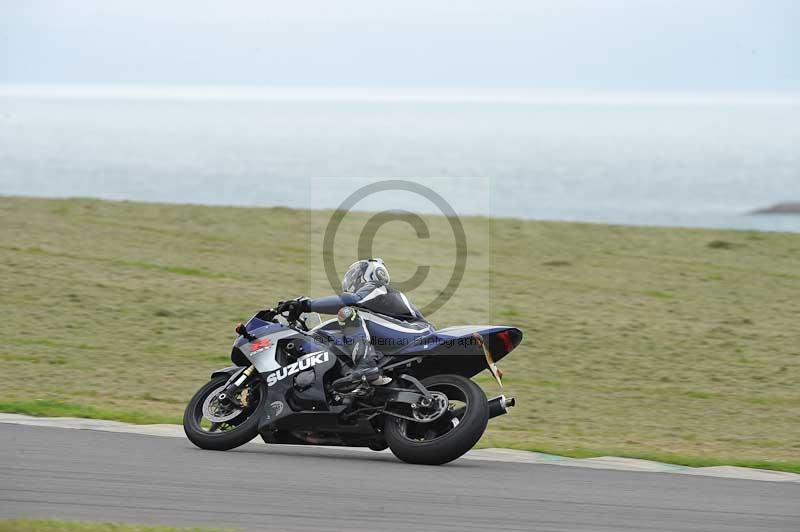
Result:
[183, 375, 266, 451]
[384, 374, 489, 465]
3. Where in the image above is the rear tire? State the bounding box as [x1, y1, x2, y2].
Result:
[384, 374, 488, 465]
[183, 376, 266, 451]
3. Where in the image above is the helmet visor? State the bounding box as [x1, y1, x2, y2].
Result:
[342, 261, 367, 293]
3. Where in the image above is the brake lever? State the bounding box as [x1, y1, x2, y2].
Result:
[296, 316, 309, 331]
[254, 308, 279, 322]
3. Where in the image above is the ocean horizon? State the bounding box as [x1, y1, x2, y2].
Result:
[2, 85, 799, 232]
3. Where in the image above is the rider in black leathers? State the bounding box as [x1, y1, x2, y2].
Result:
[277, 258, 427, 388]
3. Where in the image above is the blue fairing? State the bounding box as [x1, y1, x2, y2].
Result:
[394, 325, 517, 356]
[231, 319, 286, 348]
[230, 317, 293, 366]
[391, 325, 523, 379]
[245, 317, 280, 334]
[230, 311, 522, 380]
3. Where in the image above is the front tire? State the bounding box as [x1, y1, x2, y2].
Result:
[384, 374, 489, 465]
[183, 375, 266, 451]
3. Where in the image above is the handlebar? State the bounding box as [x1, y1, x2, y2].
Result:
[254, 308, 278, 322]
[259, 306, 310, 331]
[236, 304, 312, 340]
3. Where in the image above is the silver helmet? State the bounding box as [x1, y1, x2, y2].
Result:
[341, 258, 390, 293]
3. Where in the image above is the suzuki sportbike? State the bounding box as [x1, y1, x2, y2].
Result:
[183, 305, 522, 465]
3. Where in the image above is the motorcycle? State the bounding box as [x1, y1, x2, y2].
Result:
[183, 305, 522, 465]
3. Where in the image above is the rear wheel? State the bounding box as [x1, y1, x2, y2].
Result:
[183, 375, 265, 451]
[384, 374, 488, 465]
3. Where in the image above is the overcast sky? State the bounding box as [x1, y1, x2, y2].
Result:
[1, 0, 798, 90]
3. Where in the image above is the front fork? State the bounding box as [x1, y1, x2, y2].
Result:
[217, 365, 257, 407]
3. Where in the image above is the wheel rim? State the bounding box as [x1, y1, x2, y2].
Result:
[192, 382, 260, 434]
[396, 382, 470, 443]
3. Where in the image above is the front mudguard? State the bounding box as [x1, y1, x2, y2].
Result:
[211, 365, 245, 380]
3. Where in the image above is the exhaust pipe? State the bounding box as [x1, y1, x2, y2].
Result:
[450, 396, 516, 420]
[488, 395, 516, 419]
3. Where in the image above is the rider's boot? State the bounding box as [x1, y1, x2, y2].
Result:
[333, 342, 391, 392]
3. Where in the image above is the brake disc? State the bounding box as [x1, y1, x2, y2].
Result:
[202, 385, 243, 423]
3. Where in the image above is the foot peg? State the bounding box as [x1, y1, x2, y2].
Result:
[332, 368, 391, 393]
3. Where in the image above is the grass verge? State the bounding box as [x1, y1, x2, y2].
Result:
[476, 439, 800, 473]
[0, 400, 181, 425]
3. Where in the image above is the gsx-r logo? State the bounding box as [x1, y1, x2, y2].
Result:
[265, 351, 330, 386]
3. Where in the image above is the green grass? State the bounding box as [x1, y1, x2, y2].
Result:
[0, 399, 181, 425]
[1, 196, 799, 473]
[0, 520, 228, 532]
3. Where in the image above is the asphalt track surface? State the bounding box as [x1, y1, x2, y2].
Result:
[1, 424, 798, 532]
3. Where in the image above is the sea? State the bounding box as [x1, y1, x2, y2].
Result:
[1, 86, 799, 232]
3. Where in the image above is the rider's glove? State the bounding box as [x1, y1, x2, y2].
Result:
[276, 297, 310, 321]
